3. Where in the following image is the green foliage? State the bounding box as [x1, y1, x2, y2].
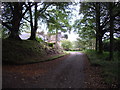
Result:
[73, 3, 96, 50]
[72, 40, 82, 50]
[47, 5, 71, 34]
[48, 43, 54, 47]
[36, 37, 44, 42]
[75, 38, 95, 50]
[46, 53, 68, 62]
[103, 38, 120, 52]
[85, 50, 120, 86]
[61, 40, 73, 51]
[1, 28, 10, 39]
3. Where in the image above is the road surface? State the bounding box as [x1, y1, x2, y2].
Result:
[3, 52, 88, 88]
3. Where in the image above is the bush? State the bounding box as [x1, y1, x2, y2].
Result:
[48, 43, 54, 47]
[61, 40, 73, 51]
[36, 37, 44, 42]
[103, 38, 120, 52]
[85, 50, 120, 86]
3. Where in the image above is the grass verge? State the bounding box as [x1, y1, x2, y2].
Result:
[84, 49, 120, 87]
[42, 53, 69, 62]
[17, 53, 68, 65]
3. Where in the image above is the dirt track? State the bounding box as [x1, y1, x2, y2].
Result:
[3, 52, 108, 88]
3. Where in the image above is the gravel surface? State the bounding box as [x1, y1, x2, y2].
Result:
[2, 52, 108, 88]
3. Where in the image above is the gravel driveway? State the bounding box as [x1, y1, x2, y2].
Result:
[3, 52, 88, 88]
[37, 52, 85, 88]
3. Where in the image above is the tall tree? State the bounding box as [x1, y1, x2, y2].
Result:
[28, 2, 38, 40]
[2, 2, 32, 40]
[24, 2, 52, 40]
[75, 2, 112, 53]
[109, 2, 114, 60]
[46, 3, 71, 48]
[95, 2, 103, 53]
[108, 2, 120, 60]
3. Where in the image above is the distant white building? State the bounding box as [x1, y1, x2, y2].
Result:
[20, 32, 67, 46]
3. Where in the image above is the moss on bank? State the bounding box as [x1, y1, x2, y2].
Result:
[2, 39, 65, 65]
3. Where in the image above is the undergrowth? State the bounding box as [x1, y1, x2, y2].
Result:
[85, 49, 120, 87]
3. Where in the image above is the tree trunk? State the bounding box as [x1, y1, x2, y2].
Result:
[28, 3, 34, 40]
[28, 3, 38, 40]
[55, 29, 59, 48]
[109, 2, 114, 60]
[99, 35, 103, 53]
[9, 3, 22, 40]
[9, 27, 21, 40]
[95, 2, 99, 52]
[95, 32, 98, 51]
[95, 2, 103, 53]
[28, 28, 37, 40]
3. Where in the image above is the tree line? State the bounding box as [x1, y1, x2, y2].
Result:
[73, 2, 120, 60]
[2, 2, 72, 41]
[2, 2, 120, 60]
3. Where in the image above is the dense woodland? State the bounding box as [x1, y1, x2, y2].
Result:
[2, 2, 120, 60]
[1, 1, 120, 87]
[74, 2, 120, 60]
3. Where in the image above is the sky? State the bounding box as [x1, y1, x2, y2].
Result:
[66, 31, 79, 41]
[67, 3, 80, 41]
